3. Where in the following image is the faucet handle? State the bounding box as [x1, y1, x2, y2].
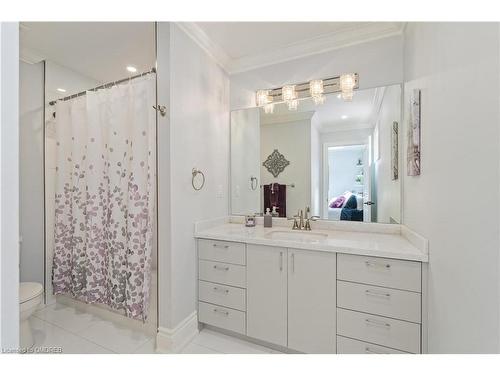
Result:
[288, 215, 300, 230]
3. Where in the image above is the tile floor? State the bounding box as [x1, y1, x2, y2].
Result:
[30, 302, 280, 354]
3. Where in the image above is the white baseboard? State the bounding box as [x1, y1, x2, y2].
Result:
[156, 311, 199, 353]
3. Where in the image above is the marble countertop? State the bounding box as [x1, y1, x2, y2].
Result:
[194, 220, 428, 262]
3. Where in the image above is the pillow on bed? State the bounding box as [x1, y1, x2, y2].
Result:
[344, 194, 358, 209]
[329, 195, 345, 208]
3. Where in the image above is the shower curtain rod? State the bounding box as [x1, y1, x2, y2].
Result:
[48, 67, 156, 106]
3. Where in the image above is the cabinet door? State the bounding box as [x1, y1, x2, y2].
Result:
[288, 249, 336, 353]
[246, 244, 287, 346]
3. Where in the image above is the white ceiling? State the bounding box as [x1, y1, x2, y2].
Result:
[20, 22, 403, 79]
[183, 22, 404, 73]
[261, 87, 380, 133]
[20, 22, 155, 83]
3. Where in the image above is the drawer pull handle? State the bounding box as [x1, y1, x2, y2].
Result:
[365, 289, 391, 298]
[213, 265, 230, 271]
[213, 308, 229, 316]
[213, 287, 229, 294]
[213, 244, 230, 249]
[365, 261, 391, 269]
[365, 318, 391, 329]
[365, 347, 387, 354]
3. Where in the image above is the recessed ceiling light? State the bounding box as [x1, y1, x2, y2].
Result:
[126, 66, 137, 73]
[57, 88, 66, 93]
[341, 115, 348, 120]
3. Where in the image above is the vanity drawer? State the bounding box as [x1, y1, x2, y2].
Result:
[337, 281, 421, 323]
[198, 239, 246, 265]
[199, 280, 246, 311]
[199, 260, 246, 288]
[337, 254, 421, 292]
[337, 336, 408, 354]
[337, 308, 421, 353]
[198, 302, 246, 335]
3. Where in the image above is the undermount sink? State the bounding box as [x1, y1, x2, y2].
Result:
[264, 230, 328, 242]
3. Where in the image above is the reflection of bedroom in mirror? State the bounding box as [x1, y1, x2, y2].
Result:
[230, 84, 402, 224]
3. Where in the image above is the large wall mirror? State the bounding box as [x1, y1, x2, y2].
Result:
[230, 84, 402, 224]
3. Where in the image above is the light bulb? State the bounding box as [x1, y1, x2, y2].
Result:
[340, 73, 355, 91]
[287, 99, 298, 111]
[256, 90, 271, 107]
[340, 73, 355, 102]
[282, 85, 297, 102]
[126, 66, 137, 73]
[309, 79, 324, 97]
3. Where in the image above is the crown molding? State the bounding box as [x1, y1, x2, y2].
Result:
[176, 22, 404, 76]
[175, 22, 232, 73]
[229, 22, 405, 74]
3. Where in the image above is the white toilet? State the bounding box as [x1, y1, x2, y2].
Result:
[19, 282, 43, 349]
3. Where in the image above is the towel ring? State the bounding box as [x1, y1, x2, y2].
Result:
[250, 176, 258, 191]
[192, 168, 205, 191]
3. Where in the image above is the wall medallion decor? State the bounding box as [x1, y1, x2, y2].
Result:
[407, 89, 421, 176]
[263, 149, 290, 178]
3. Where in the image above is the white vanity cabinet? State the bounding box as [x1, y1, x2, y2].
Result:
[287, 248, 336, 353]
[196, 236, 426, 354]
[336, 254, 423, 354]
[198, 239, 247, 335]
[246, 244, 288, 347]
[246, 245, 337, 352]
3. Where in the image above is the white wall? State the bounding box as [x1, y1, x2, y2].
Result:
[260, 119, 311, 217]
[403, 23, 500, 353]
[230, 35, 403, 110]
[230, 108, 261, 215]
[157, 23, 230, 330]
[0, 22, 20, 350]
[374, 85, 401, 223]
[19, 61, 44, 286]
[328, 146, 364, 198]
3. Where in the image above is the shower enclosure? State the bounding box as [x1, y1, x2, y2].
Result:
[20, 22, 159, 333]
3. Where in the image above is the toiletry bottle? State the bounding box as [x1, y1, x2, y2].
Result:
[264, 208, 272, 228]
[271, 206, 279, 217]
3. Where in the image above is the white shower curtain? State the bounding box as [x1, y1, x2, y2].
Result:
[52, 75, 155, 320]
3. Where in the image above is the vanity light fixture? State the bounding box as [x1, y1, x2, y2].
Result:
[126, 66, 137, 73]
[255, 73, 358, 112]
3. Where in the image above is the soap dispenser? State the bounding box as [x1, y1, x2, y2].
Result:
[264, 208, 273, 228]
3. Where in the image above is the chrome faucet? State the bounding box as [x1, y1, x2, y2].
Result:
[289, 207, 320, 230]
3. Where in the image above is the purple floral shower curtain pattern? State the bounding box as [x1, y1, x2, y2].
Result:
[52, 76, 155, 320]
